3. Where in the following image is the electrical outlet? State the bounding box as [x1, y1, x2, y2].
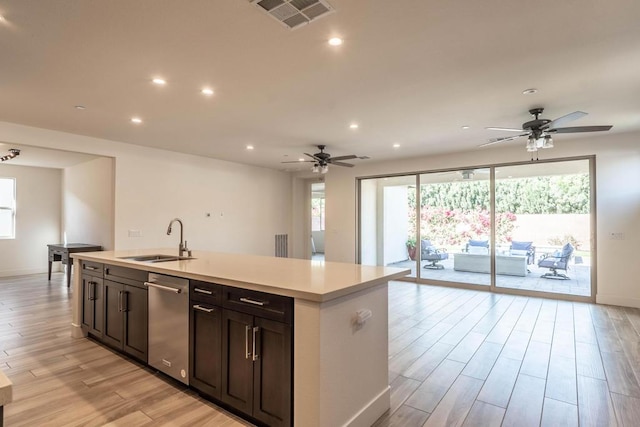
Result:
[610, 232, 625, 240]
[128, 229, 142, 238]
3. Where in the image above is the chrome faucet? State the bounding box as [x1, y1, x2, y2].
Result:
[166, 218, 191, 257]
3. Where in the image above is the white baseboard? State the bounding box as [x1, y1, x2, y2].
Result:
[0, 267, 50, 278]
[596, 294, 640, 309]
[344, 386, 390, 427]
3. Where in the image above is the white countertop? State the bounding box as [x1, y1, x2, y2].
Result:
[71, 249, 410, 302]
[0, 368, 11, 406]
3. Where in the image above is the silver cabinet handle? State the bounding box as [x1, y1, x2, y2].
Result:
[252, 326, 260, 361]
[85, 265, 99, 270]
[88, 281, 96, 300]
[194, 288, 213, 295]
[240, 297, 268, 306]
[245, 325, 252, 360]
[118, 291, 123, 312]
[144, 282, 182, 293]
[122, 291, 128, 312]
[193, 304, 214, 313]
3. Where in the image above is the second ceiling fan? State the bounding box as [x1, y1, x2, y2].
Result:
[283, 145, 369, 173]
[481, 108, 613, 152]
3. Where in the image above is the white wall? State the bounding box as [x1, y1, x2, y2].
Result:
[383, 186, 409, 264]
[0, 121, 292, 258]
[360, 179, 378, 265]
[0, 164, 61, 276]
[322, 132, 640, 308]
[63, 157, 115, 250]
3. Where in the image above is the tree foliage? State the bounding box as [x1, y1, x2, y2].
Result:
[411, 174, 589, 214]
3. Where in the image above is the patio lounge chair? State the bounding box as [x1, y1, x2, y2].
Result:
[538, 243, 574, 280]
[421, 240, 449, 270]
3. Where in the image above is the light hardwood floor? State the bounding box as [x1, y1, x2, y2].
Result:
[1, 274, 640, 426]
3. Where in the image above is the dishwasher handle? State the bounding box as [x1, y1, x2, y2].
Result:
[144, 281, 182, 294]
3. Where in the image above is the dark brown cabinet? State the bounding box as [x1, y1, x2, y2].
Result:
[221, 288, 293, 427]
[89, 265, 148, 363]
[80, 261, 104, 338]
[190, 280, 223, 400]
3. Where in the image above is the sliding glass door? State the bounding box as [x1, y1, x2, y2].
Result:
[494, 159, 592, 296]
[418, 169, 491, 287]
[357, 157, 595, 300]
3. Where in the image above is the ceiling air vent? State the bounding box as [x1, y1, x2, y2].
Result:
[250, 0, 335, 30]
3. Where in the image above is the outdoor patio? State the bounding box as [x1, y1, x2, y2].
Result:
[389, 253, 591, 297]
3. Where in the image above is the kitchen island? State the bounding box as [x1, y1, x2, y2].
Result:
[71, 249, 409, 427]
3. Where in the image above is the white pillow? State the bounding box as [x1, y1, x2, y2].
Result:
[468, 246, 488, 255]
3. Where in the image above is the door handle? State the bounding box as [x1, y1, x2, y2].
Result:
[252, 326, 260, 361]
[245, 325, 252, 360]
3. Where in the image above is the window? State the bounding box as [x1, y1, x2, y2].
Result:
[0, 177, 16, 239]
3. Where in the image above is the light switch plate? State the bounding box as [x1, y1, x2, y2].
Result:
[128, 229, 142, 238]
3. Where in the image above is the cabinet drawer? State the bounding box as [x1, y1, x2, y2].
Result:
[190, 280, 222, 306]
[104, 264, 148, 288]
[222, 286, 293, 324]
[82, 261, 103, 277]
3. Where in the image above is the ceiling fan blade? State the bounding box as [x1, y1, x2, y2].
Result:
[330, 161, 355, 167]
[544, 111, 588, 130]
[281, 160, 314, 164]
[330, 154, 358, 161]
[549, 125, 612, 134]
[485, 127, 523, 132]
[304, 152, 320, 161]
[478, 133, 528, 147]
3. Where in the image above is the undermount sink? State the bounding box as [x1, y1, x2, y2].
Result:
[118, 254, 196, 263]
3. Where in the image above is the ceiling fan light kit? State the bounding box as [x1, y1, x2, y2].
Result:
[482, 107, 612, 153]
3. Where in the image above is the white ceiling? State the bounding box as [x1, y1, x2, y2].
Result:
[0, 0, 638, 171]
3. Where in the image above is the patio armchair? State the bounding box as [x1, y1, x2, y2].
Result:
[510, 241, 535, 264]
[538, 243, 574, 280]
[421, 240, 449, 270]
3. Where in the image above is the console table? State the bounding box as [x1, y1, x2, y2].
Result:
[47, 243, 102, 287]
[453, 253, 527, 276]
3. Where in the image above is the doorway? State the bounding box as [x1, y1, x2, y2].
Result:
[310, 182, 325, 261]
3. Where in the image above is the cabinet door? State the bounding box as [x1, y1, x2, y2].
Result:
[190, 303, 222, 399]
[102, 280, 124, 350]
[221, 309, 254, 414]
[81, 275, 104, 338]
[252, 317, 292, 427]
[123, 284, 148, 362]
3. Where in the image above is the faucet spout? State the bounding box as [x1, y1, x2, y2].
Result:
[167, 218, 190, 257]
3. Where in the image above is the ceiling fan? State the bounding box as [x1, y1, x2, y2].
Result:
[481, 108, 613, 152]
[283, 145, 369, 173]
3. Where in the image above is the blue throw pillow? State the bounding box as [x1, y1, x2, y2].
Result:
[511, 241, 532, 250]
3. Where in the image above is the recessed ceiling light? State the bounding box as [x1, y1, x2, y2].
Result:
[522, 88, 538, 95]
[328, 37, 343, 46]
[152, 78, 166, 85]
[74, 105, 86, 110]
[393, 143, 400, 148]
[461, 125, 470, 130]
[349, 123, 359, 129]
[298, 158, 305, 162]
[131, 117, 142, 124]
[0, 15, 5, 22]
[246, 145, 254, 150]
[201, 88, 214, 96]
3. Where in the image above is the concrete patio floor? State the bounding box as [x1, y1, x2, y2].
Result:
[389, 254, 591, 297]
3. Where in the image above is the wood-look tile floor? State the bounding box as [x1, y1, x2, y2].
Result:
[376, 281, 640, 427]
[0, 273, 252, 427]
[2, 274, 640, 426]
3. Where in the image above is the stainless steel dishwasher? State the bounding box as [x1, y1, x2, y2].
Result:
[145, 272, 189, 385]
